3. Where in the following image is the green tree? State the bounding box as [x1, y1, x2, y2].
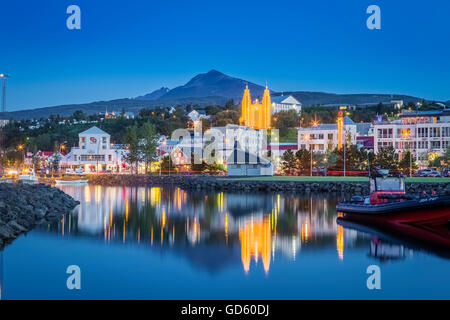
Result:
[160, 154, 175, 173]
[281, 149, 297, 175]
[374, 146, 398, 170]
[139, 122, 158, 174]
[32, 152, 41, 172]
[124, 126, 140, 174]
[398, 150, 418, 175]
[51, 152, 61, 172]
[295, 149, 311, 173]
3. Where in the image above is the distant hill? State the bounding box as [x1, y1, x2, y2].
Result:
[3, 69, 441, 120]
[158, 69, 267, 100]
[275, 92, 423, 107]
[135, 87, 170, 100]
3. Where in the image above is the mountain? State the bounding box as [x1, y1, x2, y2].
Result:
[2, 70, 439, 120]
[158, 69, 267, 100]
[135, 87, 170, 100]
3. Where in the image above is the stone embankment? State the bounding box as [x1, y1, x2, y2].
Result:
[87, 174, 450, 195]
[0, 183, 79, 248]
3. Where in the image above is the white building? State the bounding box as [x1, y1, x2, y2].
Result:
[374, 109, 450, 165]
[61, 126, 128, 173]
[226, 146, 273, 176]
[271, 95, 301, 115]
[187, 109, 210, 122]
[0, 119, 9, 128]
[297, 116, 360, 153]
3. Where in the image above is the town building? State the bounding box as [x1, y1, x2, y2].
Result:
[187, 109, 210, 122]
[271, 95, 302, 115]
[226, 145, 273, 176]
[297, 116, 365, 153]
[240, 85, 272, 129]
[61, 126, 128, 173]
[373, 109, 450, 165]
[0, 119, 9, 128]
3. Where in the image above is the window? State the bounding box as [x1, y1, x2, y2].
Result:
[108, 155, 112, 161]
[430, 127, 441, 138]
[431, 141, 441, 149]
[81, 137, 86, 143]
[102, 137, 107, 143]
[102, 145, 106, 150]
[319, 144, 324, 151]
[318, 134, 324, 139]
[328, 133, 333, 140]
[74, 155, 77, 161]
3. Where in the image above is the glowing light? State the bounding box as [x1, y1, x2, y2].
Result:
[337, 225, 344, 260]
[239, 216, 272, 274]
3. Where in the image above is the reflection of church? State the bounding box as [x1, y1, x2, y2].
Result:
[239, 85, 271, 129]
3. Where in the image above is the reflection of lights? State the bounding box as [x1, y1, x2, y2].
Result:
[218, 192, 224, 212]
[162, 210, 166, 229]
[301, 222, 309, 242]
[95, 185, 101, 203]
[151, 226, 154, 245]
[224, 213, 228, 242]
[150, 187, 161, 207]
[84, 185, 91, 203]
[239, 216, 272, 274]
[337, 225, 344, 261]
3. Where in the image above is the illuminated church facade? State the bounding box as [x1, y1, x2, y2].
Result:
[240, 85, 272, 130]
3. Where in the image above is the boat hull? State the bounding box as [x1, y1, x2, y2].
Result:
[336, 195, 450, 215]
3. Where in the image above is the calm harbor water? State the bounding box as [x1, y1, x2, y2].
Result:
[1, 185, 449, 299]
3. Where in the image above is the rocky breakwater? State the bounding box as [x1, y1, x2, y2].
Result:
[0, 183, 79, 248]
[88, 174, 450, 196]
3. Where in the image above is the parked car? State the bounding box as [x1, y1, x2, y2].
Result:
[74, 168, 84, 174]
[418, 168, 441, 177]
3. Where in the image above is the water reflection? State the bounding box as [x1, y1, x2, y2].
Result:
[40, 185, 449, 274]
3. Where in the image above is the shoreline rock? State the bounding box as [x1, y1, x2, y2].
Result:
[87, 174, 450, 196]
[0, 183, 79, 248]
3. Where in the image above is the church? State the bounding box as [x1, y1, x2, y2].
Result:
[239, 85, 272, 130]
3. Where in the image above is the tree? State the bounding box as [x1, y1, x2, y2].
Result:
[72, 110, 87, 121]
[398, 150, 418, 175]
[281, 149, 297, 175]
[315, 152, 338, 173]
[295, 149, 311, 173]
[160, 154, 175, 172]
[428, 147, 450, 168]
[139, 122, 158, 174]
[51, 152, 61, 172]
[124, 126, 140, 174]
[32, 152, 41, 172]
[374, 146, 398, 170]
[206, 162, 222, 175]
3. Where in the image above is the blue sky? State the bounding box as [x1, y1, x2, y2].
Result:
[0, 0, 449, 111]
